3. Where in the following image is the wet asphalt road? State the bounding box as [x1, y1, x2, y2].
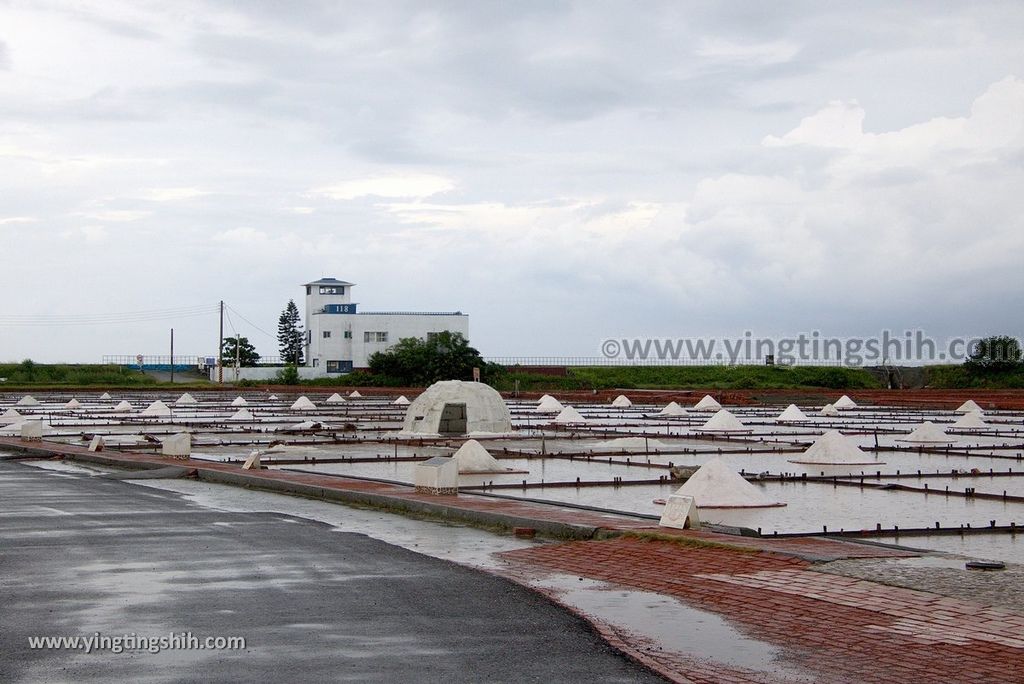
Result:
[0, 461, 662, 683]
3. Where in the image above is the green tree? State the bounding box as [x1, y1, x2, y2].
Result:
[221, 336, 261, 367]
[368, 332, 485, 385]
[277, 299, 304, 365]
[965, 335, 1023, 373]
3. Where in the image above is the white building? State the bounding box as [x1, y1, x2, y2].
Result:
[302, 277, 469, 374]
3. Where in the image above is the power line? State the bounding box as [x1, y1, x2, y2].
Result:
[0, 304, 220, 326]
[224, 304, 277, 341]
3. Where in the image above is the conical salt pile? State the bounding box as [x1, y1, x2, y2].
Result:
[820, 404, 839, 417]
[834, 395, 857, 409]
[553, 406, 587, 423]
[611, 395, 632, 408]
[175, 393, 198, 405]
[393, 395, 410, 405]
[699, 409, 749, 432]
[535, 396, 565, 413]
[231, 396, 248, 407]
[657, 401, 688, 416]
[789, 430, 880, 465]
[16, 395, 39, 407]
[99, 392, 112, 400]
[0, 408, 23, 424]
[64, 398, 81, 409]
[674, 458, 784, 508]
[955, 400, 982, 414]
[113, 400, 133, 412]
[899, 422, 955, 444]
[140, 400, 171, 417]
[692, 395, 722, 411]
[452, 439, 506, 473]
[228, 408, 254, 421]
[952, 411, 987, 430]
[349, 390, 362, 398]
[777, 404, 807, 421]
[325, 393, 346, 403]
[290, 395, 317, 411]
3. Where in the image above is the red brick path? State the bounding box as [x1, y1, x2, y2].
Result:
[498, 537, 1024, 683]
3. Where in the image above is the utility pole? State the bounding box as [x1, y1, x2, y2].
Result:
[218, 300, 224, 384]
[235, 332, 241, 381]
[170, 328, 175, 384]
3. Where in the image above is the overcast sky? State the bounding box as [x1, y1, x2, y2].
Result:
[1, 1, 1022, 363]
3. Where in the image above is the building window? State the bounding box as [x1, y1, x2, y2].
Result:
[319, 286, 345, 295]
[306, 286, 311, 295]
[326, 360, 353, 373]
[363, 331, 388, 343]
[312, 359, 319, 367]
[323, 331, 331, 339]
[343, 330, 352, 339]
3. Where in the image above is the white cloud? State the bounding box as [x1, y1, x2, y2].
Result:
[74, 209, 151, 222]
[61, 225, 109, 242]
[308, 173, 456, 201]
[695, 38, 801, 65]
[138, 187, 210, 202]
[0, 216, 37, 225]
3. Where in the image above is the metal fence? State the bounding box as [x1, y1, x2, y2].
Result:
[483, 356, 849, 367]
[103, 355, 288, 367]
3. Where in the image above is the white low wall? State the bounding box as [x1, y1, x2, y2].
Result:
[207, 366, 330, 382]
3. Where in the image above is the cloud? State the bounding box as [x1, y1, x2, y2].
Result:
[696, 38, 801, 65]
[138, 187, 210, 202]
[74, 209, 151, 222]
[0, 216, 37, 225]
[308, 173, 456, 200]
[61, 225, 109, 242]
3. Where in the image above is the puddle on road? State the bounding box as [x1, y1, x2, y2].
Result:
[532, 574, 817, 682]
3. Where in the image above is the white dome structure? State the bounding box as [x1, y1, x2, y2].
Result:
[673, 458, 784, 508]
[535, 396, 565, 413]
[820, 403, 839, 417]
[611, 395, 632, 408]
[553, 406, 587, 424]
[699, 409, 750, 433]
[834, 395, 857, 409]
[325, 393, 346, 404]
[401, 381, 512, 436]
[789, 430, 881, 465]
[955, 399, 982, 413]
[657, 401, 688, 416]
[777, 404, 807, 421]
[692, 395, 722, 412]
[452, 439, 506, 473]
[899, 422, 956, 444]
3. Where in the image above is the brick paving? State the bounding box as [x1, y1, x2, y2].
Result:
[497, 537, 1024, 683]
